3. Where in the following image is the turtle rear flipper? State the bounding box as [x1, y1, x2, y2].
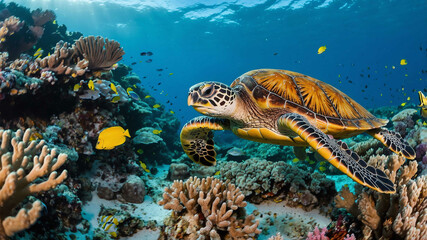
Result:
[368, 128, 415, 159]
[278, 113, 395, 194]
[180, 116, 230, 166]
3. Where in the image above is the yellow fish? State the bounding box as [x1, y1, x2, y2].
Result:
[407, 97, 410, 101]
[319, 161, 326, 165]
[139, 161, 150, 173]
[133, 84, 137, 88]
[169, 73, 174, 75]
[96, 126, 130, 150]
[99, 215, 119, 238]
[33, 48, 43, 57]
[392, 66, 395, 69]
[88, 80, 95, 90]
[112, 63, 118, 69]
[136, 149, 144, 154]
[73, 84, 81, 92]
[53, 20, 57, 24]
[111, 96, 121, 103]
[110, 83, 118, 94]
[292, 158, 299, 163]
[29, 132, 43, 141]
[400, 102, 406, 107]
[170, 110, 175, 114]
[214, 171, 220, 176]
[317, 45, 326, 54]
[153, 104, 161, 108]
[152, 129, 162, 134]
[319, 166, 327, 172]
[418, 91, 427, 118]
[400, 59, 407, 65]
[145, 95, 151, 99]
[71, 73, 77, 78]
[0, 37, 6, 42]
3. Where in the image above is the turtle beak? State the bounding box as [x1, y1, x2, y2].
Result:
[187, 91, 197, 106]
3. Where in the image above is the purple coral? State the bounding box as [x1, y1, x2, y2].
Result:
[416, 143, 427, 170]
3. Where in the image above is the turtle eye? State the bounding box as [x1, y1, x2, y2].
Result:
[201, 85, 214, 97]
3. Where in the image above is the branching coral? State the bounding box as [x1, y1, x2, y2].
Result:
[158, 176, 261, 240]
[0, 16, 23, 42]
[74, 36, 124, 71]
[0, 128, 68, 238]
[334, 154, 426, 240]
[31, 9, 55, 26]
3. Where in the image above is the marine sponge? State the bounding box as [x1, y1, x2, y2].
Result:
[158, 176, 260, 240]
[0, 128, 68, 238]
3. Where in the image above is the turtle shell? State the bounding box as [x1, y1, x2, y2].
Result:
[230, 69, 387, 132]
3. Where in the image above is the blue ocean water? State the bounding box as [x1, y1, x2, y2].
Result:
[6, 0, 427, 125]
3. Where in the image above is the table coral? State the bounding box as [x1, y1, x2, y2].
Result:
[0, 128, 68, 238]
[158, 176, 261, 240]
[334, 154, 426, 240]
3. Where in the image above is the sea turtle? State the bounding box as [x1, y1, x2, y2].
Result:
[180, 69, 415, 194]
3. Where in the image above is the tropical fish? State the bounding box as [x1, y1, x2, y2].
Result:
[319, 161, 326, 165]
[214, 171, 221, 176]
[53, 20, 57, 24]
[110, 83, 118, 94]
[152, 129, 162, 135]
[29, 132, 43, 141]
[169, 73, 174, 75]
[392, 66, 395, 69]
[153, 104, 161, 108]
[418, 91, 427, 118]
[139, 161, 150, 173]
[292, 158, 299, 163]
[227, 147, 245, 157]
[170, 110, 175, 114]
[137, 149, 144, 154]
[99, 215, 119, 238]
[319, 166, 327, 172]
[10, 89, 18, 95]
[73, 84, 81, 92]
[88, 80, 95, 90]
[71, 73, 77, 78]
[400, 59, 407, 65]
[33, 48, 43, 58]
[96, 126, 130, 150]
[126, 88, 140, 101]
[145, 95, 151, 99]
[400, 102, 406, 107]
[111, 96, 121, 103]
[317, 45, 326, 54]
[0, 37, 5, 42]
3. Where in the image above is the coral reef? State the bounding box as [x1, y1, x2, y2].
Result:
[334, 154, 426, 240]
[158, 176, 261, 239]
[0, 129, 67, 238]
[220, 158, 336, 210]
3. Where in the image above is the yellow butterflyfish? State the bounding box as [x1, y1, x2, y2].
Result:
[153, 104, 161, 108]
[392, 66, 395, 69]
[88, 80, 95, 90]
[145, 95, 151, 99]
[407, 97, 410, 101]
[111, 96, 121, 103]
[33, 48, 43, 57]
[418, 91, 427, 118]
[96, 126, 130, 150]
[400, 59, 407, 65]
[152, 129, 162, 135]
[317, 45, 326, 54]
[53, 20, 57, 24]
[214, 171, 220, 176]
[110, 83, 118, 94]
[139, 161, 150, 173]
[170, 110, 175, 114]
[73, 84, 81, 92]
[0, 37, 6, 42]
[112, 63, 118, 69]
[400, 102, 406, 107]
[71, 73, 77, 78]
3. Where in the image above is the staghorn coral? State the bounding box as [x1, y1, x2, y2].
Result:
[158, 176, 261, 240]
[334, 154, 426, 240]
[74, 36, 124, 71]
[38, 40, 88, 76]
[220, 158, 336, 209]
[0, 128, 68, 238]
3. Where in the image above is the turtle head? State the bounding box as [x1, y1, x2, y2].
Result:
[188, 81, 237, 117]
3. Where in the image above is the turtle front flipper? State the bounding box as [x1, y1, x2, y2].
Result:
[367, 128, 415, 159]
[278, 113, 395, 194]
[180, 116, 230, 166]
